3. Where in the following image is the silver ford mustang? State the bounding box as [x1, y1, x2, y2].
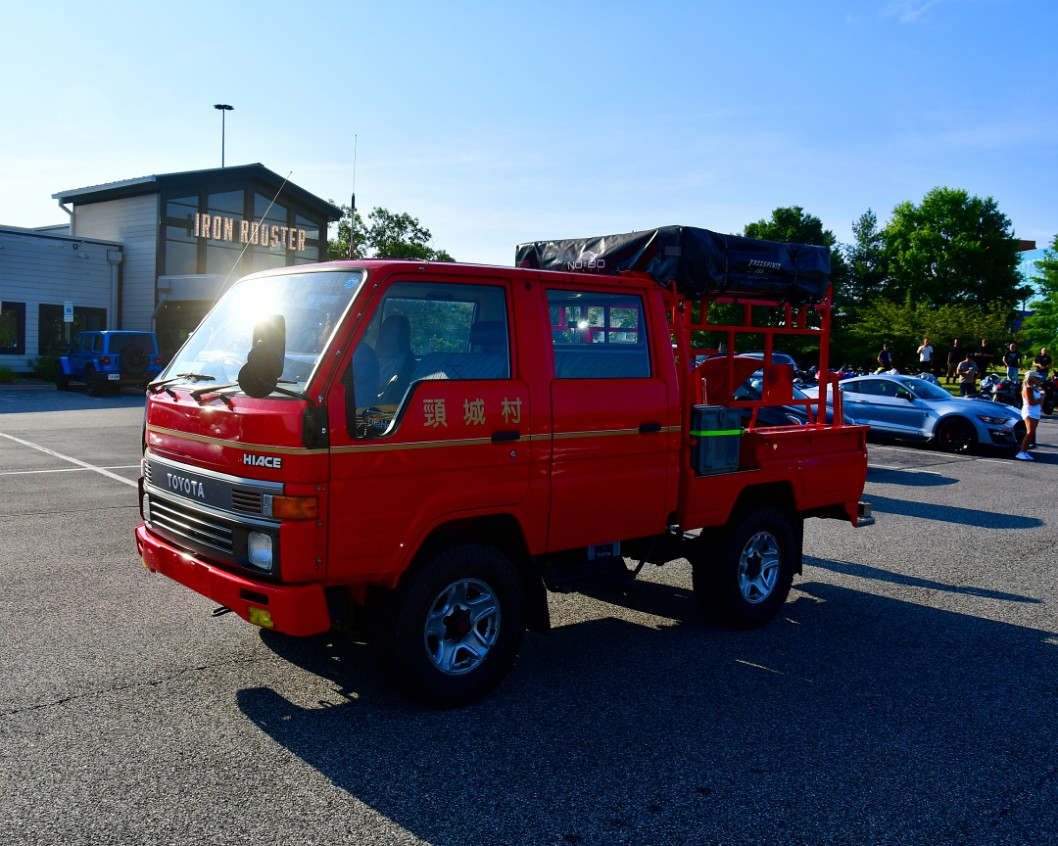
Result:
[803, 374, 1025, 453]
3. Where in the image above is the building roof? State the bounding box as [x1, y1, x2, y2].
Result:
[53, 163, 343, 221]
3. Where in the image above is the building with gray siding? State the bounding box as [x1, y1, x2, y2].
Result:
[0, 164, 341, 372]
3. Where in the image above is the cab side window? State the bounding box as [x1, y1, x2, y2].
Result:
[349, 281, 511, 434]
[547, 290, 650, 379]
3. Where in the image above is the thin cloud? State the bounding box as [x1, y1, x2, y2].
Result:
[882, 0, 953, 22]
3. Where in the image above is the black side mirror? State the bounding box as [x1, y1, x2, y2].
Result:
[239, 314, 286, 398]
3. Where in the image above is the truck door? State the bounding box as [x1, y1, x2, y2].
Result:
[544, 287, 675, 551]
[324, 275, 531, 584]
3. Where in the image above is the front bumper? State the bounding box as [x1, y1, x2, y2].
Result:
[135, 523, 331, 636]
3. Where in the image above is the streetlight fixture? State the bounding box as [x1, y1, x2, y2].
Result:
[213, 104, 233, 167]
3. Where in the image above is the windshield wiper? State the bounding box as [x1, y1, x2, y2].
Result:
[148, 373, 217, 393]
[190, 378, 308, 404]
[190, 383, 238, 401]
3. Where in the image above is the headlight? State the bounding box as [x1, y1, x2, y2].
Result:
[976, 415, 1012, 426]
[247, 532, 273, 571]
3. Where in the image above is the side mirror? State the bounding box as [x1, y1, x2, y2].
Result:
[238, 314, 286, 398]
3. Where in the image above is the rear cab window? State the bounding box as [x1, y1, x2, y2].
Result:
[547, 289, 650, 379]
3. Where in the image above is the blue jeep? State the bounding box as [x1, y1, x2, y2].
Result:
[58, 330, 163, 395]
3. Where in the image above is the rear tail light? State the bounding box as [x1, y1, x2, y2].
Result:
[101, 355, 111, 365]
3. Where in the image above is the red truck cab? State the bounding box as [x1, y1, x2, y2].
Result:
[136, 228, 870, 706]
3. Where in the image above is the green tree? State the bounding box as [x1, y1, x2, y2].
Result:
[841, 208, 886, 313]
[1021, 233, 1058, 354]
[327, 204, 454, 262]
[880, 187, 1020, 307]
[845, 295, 1013, 372]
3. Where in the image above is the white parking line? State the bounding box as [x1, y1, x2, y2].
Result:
[868, 464, 945, 475]
[0, 431, 138, 488]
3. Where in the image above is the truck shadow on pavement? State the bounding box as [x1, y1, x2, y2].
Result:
[866, 466, 958, 487]
[239, 575, 1058, 846]
[864, 494, 1043, 529]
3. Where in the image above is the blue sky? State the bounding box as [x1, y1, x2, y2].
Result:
[2, 0, 1056, 266]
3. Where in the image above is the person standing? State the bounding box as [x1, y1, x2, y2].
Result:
[956, 351, 978, 397]
[946, 339, 962, 384]
[1002, 342, 1022, 382]
[975, 338, 994, 375]
[1033, 347, 1052, 378]
[876, 342, 893, 373]
[1016, 370, 1043, 460]
[916, 337, 934, 374]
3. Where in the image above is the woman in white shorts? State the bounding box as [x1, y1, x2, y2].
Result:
[1016, 370, 1043, 460]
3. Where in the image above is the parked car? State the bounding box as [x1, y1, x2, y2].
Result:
[58, 330, 163, 395]
[734, 374, 855, 427]
[802, 373, 1024, 453]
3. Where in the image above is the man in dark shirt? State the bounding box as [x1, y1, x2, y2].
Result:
[975, 339, 994, 375]
[1034, 347, 1052, 378]
[876, 343, 893, 372]
[1002, 343, 1022, 381]
[946, 339, 961, 384]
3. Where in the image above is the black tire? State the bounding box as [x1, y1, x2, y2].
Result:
[86, 366, 105, 397]
[123, 344, 148, 376]
[692, 506, 797, 629]
[368, 543, 527, 707]
[934, 417, 976, 453]
[56, 373, 71, 391]
[1044, 397, 1055, 416]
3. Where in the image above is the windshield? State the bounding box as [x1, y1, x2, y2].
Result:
[160, 269, 364, 391]
[901, 377, 951, 401]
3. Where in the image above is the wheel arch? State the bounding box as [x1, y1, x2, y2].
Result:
[402, 513, 549, 634]
[725, 483, 803, 574]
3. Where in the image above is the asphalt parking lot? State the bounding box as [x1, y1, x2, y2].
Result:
[1, 386, 1057, 845]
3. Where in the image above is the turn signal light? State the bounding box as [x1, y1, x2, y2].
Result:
[269, 495, 318, 520]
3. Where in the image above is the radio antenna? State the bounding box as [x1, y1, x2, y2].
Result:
[223, 170, 292, 287]
[349, 135, 358, 259]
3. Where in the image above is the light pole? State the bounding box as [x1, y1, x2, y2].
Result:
[213, 104, 233, 167]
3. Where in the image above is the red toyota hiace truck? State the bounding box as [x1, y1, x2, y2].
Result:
[136, 226, 870, 706]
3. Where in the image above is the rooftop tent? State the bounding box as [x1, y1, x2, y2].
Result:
[515, 225, 831, 303]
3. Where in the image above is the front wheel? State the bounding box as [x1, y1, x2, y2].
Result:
[369, 543, 527, 707]
[692, 506, 797, 629]
[934, 417, 976, 453]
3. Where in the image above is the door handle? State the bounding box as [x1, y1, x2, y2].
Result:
[639, 422, 662, 434]
[491, 430, 521, 442]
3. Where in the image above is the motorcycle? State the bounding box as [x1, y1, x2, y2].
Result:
[977, 372, 1001, 401]
[988, 375, 1022, 408]
[1036, 373, 1056, 415]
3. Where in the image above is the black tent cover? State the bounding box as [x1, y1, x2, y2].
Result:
[515, 225, 831, 302]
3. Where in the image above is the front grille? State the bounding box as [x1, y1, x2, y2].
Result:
[231, 488, 265, 515]
[149, 497, 235, 557]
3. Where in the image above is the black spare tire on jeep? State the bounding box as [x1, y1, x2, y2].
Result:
[123, 344, 149, 376]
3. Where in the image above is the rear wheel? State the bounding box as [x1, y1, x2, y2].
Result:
[56, 372, 71, 391]
[934, 417, 976, 453]
[369, 543, 527, 707]
[86, 366, 105, 396]
[692, 506, 797, 629]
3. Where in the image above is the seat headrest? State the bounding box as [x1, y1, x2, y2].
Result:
[376, 314, 411, 357]
[469, 321, 506, 351]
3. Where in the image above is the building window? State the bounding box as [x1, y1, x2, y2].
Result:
[38, 304, 107, 355]
[294, 213, 324, 265]
[164, 195, 200, 276]
[0, 301, 26, 356]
